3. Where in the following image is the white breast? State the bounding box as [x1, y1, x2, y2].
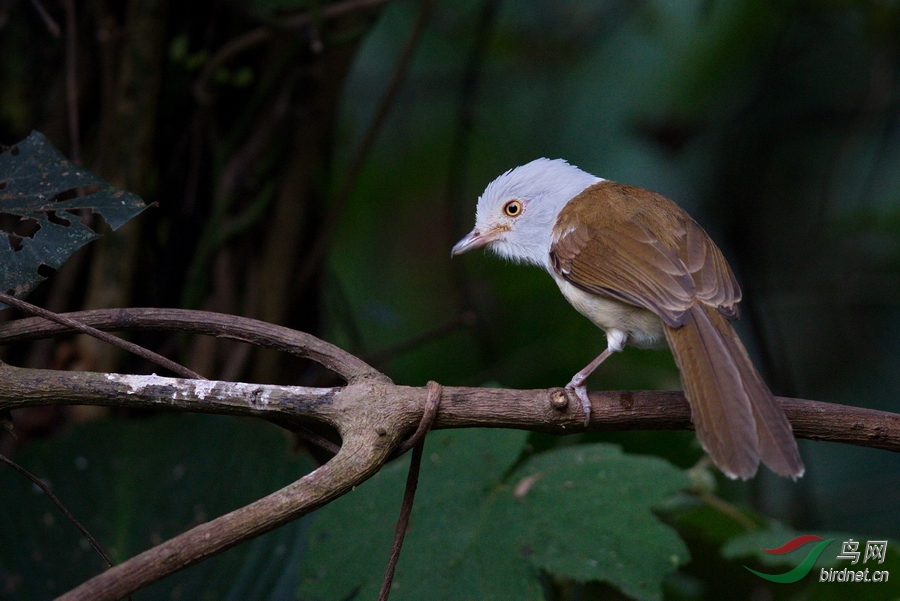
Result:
[551, 274, 666, 349]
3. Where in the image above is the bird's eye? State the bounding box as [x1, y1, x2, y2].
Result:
[504, 200, 523, 217]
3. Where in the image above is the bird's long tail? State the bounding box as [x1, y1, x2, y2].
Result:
[664, 304, 804, 480]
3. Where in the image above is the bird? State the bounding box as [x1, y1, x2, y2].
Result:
[452, 158, 804, 480]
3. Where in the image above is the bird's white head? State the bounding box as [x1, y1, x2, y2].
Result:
[452, 158, 600, 270]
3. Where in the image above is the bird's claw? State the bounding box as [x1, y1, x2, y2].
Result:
[565, 381, 591, 428]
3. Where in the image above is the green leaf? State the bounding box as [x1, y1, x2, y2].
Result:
[0, 414, 315, 601]
[298, 431, 689, 601]
[298, 428, 540, 601]
[508, 444, 690, 601]
[664, 497, 764, 545]
[0, 131, 148, 301]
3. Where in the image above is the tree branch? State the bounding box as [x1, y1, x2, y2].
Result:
[0, 294, 204, 380]
[193, 0, 390, 104]
[0, 307, 383, 383]
[59, 425, 398, 601]
[1, 365, 897, 453]
[0, 308, 897, 600]
[296, 0, 435, 289]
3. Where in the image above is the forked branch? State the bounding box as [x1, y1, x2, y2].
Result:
[0, 308, 897, 601]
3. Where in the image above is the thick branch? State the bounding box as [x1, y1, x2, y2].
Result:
[0, 293, 203, 380]
[40, 371, 410, 601]
[2, 374, 893, 601]
[0, 308, 897, 600]
[1, 365, 897, 453]
[0, 308, 383, 383]
[59, 426, 399, 601]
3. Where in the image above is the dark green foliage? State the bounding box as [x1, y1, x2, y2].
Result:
[0, 415, 315, 601]
[298, 429, 543, 601]
[0, 131, 147, 302]
[297, 429, 689, 601]
[2, 0, 900, 599]
[510, 444, 690, 600]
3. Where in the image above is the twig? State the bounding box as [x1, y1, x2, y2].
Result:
[445, 0, 503, 358]
[296, 0, 436, 289]
[0, 454, 115, 569]
[379, 381, 442, 600]
[183, 74, 294, 309]
[365, 311, 476, 368]
[0, 295, 204, 380]
[696, 491, 758, 532]
[62, 0, 81, 165]
[1, 304, 366, 453]
[278, 0, 389, 29]
[0, 411, 12, 437]
[379, 443, 423, 600]
[394, 380, 442, 456]
[194, 0, 390, 104]
[28, 0, 61, 37]
[0, 307, 382, 382]
[193, 28, 270, 105]
[445, 0, 501, 214]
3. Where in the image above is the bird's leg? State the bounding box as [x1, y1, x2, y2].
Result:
[565, 329, 627, 427]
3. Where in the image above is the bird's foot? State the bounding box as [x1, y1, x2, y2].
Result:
[565, 377, 591, 427]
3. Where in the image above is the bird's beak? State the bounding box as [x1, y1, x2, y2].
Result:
[451, 228, 501, 256]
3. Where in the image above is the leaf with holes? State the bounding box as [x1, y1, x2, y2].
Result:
[0, 131, 148, 303]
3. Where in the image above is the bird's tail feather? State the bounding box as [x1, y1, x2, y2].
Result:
[664, 304, 804, 480]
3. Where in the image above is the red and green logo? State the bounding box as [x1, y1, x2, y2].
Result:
[745, 535, 835, 583]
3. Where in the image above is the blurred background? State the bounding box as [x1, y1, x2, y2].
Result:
[1, 0, 899, 599]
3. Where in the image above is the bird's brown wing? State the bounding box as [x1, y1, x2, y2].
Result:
[549, 182, 741, 326]
[550, 181, 802, 480]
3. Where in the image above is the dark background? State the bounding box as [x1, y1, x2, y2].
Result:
[1, 0, 899, 599]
